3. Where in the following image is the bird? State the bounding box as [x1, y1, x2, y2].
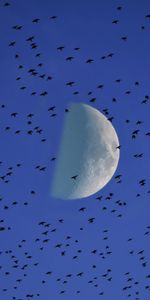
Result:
[112, 20, 119, 24]
[4, 2, 11, 6]
[50, 16, 58, 19]
[121, 36, 127, 41]
[48, 106, 55, 111]
[32, 18, 40, 23]
[66, 56, 74, 61]
[71, 175, 78, 180]
[86, 59, 94, 63]
[26, 36, 35, 42]
[79, 207, 86, 212]
[57, 46, 65, 51]
[66, 81, 75, 86]
[9, 41, 16, 46]
[11, 112, 18, 117]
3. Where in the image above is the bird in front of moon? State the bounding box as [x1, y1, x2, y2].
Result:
[51, 102, 120, 200]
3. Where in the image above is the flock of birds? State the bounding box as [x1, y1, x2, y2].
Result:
[0, 1, 150, 299]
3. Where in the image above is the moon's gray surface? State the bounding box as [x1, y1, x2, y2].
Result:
[51, 103, 120, 200]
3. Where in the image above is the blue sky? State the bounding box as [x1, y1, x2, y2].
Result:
[0, 0, 150, 299]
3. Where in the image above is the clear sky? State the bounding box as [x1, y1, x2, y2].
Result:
[0, 0, 150, 299]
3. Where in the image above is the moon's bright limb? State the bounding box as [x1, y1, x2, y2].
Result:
[51, 102, 120, 200]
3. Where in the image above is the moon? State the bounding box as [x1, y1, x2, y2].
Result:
[51, 102, 120, 200]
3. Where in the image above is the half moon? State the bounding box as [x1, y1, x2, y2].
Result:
[51, 102, 120, 200]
